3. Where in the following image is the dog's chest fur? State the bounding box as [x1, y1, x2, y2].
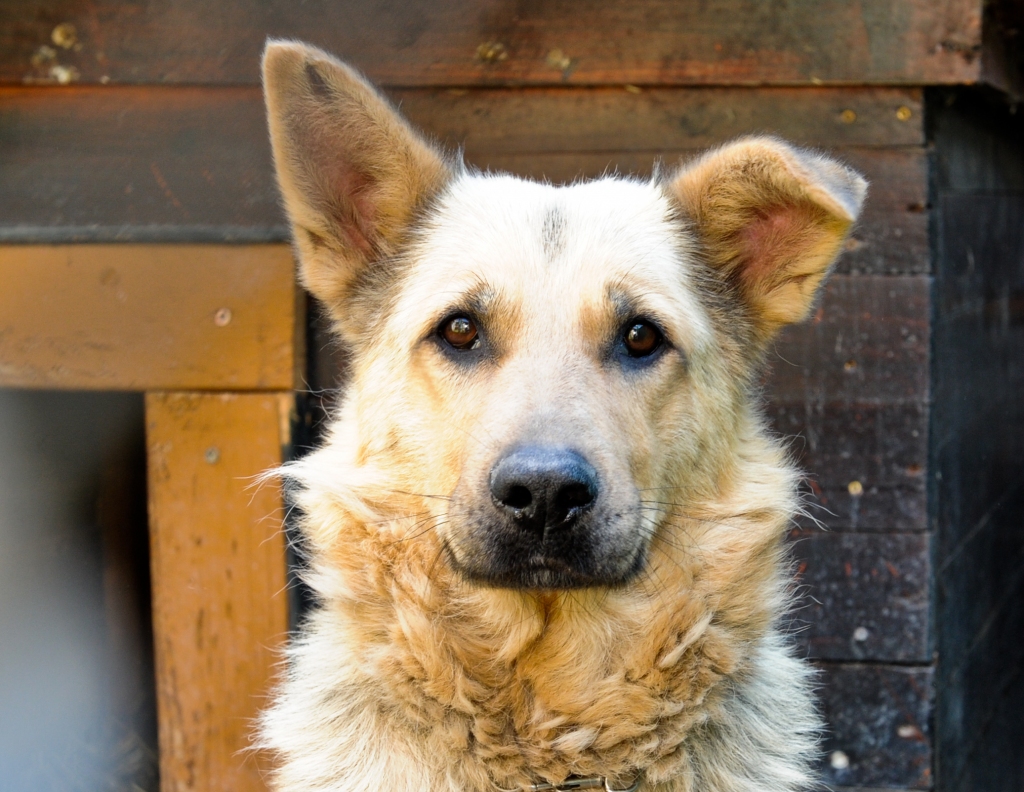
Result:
[261, 420, 817, 792]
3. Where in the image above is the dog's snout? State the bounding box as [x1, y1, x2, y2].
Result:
[489, 447, 598, 534]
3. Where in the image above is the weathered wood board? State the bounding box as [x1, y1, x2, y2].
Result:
[0, 0, 983, 86]
[0, 245, 297, 390]
[146, 391, 292, 792]
[930, 89, 1024, 792]
[818, 664, 933, 790]
[768, 275, 929, 532]
[0, 86, 926, 276]
[790, 532, 930, 662]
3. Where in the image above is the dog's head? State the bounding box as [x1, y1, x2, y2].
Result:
[264, 42, 866, 591]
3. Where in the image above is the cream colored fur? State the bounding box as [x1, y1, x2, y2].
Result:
[260, 40, 867, 792]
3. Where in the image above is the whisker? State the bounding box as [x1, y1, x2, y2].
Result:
[377, 488, 453, 502]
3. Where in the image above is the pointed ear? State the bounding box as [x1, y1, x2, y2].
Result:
[262, 40, 451, 311]
[667, 137, 867, 338]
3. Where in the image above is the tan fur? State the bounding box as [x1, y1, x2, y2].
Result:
[260, 40, 866, 792]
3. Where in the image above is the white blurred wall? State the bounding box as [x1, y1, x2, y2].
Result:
[0, 390, 148, 791]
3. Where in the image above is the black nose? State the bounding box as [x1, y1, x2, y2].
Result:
[489, 447, 598, 535]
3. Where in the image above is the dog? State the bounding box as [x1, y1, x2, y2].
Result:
[259, 40, 866, 792]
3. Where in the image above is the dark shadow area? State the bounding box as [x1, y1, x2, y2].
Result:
[929, 85, 1024, 792]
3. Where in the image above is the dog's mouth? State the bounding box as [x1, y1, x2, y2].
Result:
[443, 537, 646, 591]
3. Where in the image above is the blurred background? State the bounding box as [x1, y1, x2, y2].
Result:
[1, 2, 1022, 791]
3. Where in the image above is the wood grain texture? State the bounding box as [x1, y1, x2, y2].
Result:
[763, 275, 930, 533]
[768, 276, 930, 407]
[394, 86, 924, 152]
[789, 532, 931, 662]
[0, 85, 927, 273]
[768, 402, 927, 533]
[931, 93, 1024, 792]
[0, 87, 283, 242]
[0, 0, 982, 86]
[146, 391, 291, 792]
[0, 245, 297, 390]
[817, 664, 933, 790]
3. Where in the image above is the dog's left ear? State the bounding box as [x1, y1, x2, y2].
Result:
[667, 137, 867, 339]
[262, 40, 451, 313]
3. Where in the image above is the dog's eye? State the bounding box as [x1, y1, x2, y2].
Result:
[440, 315, 480, 350]
[622, 320, 663, 358]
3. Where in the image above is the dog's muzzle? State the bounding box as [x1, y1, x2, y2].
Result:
[447, 444, 644, 589]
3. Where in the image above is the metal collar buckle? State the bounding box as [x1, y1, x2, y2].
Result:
[496, 776, 640, 792]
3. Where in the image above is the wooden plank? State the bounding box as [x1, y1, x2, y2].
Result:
[0, 245, 297, 390]
[817, 664, 933, 790]
[931, 91, 1024, 792]
[0, 87, 284, 242]
[789, 532, 930, 662]
[831, 149, 928, 276]
[767, 275, 930, 407]
[0, 86, 926, 275]
[932, 193, 1024, 553]
[936, 488, 1024, 787]
[763, 275, 931, 532]
[768, 402, 928, 533]
[146, 391, 291, 792]
[0, 0, 982, 86]
[396, 87, 924, 153]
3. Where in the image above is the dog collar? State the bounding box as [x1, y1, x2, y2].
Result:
[495, 775, 641, 792]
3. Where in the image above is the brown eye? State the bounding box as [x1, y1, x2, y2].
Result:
[623, 320, 663, 358]
[441, 315, 479, 350]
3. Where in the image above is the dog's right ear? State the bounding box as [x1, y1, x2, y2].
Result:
[667, 137, 866, 342]
[262, 41, 451, 311]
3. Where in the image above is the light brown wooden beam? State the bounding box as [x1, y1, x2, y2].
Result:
[0, 245, 298, 391]
[146, 391, 292, 792]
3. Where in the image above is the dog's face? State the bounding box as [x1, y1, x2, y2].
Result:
[263, 42, 866, 591]
[389, 177, 719, 588]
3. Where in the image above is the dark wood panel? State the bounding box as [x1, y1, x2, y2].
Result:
[768, 402, 927, 532]
[932, 193, 1024, 554]
[936, 488, 1024, 788]
[831, 788, 913, 792]
[767, 276, 930, 406]
[939, 650, 1024, 792]
[0, 87, 284, 240]
[931, 88, 1024, 193]
[817, 664, 933, 790]
[0, 0, 982, 87]
[396, 87, 924, 152]
[0, 85, 925, 276]
[789, 532, 930, 662]
[930, 89, 1024, 792]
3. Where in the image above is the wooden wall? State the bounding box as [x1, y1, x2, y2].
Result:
[1, 2, 1019, 791]
[930, 88, 1024, 792]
